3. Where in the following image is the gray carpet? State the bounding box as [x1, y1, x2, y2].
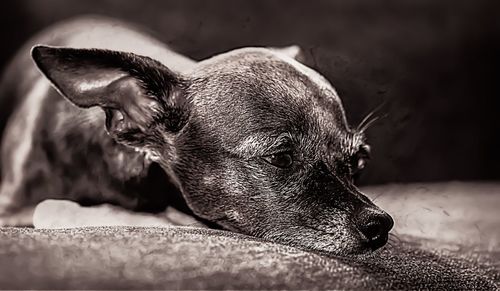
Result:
[0, 226, 498, 290]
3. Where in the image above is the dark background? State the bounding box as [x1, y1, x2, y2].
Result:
[1, 0, 499, 185]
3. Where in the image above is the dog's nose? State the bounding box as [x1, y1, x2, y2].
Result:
[356, 208, 394, 251]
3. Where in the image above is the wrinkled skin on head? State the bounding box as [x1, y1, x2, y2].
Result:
[32, 46, 393, 255]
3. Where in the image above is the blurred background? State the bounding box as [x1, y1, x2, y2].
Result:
[1, 0, 499, 185]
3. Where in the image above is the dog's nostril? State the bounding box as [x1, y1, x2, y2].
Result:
[362, 222, 383, 241]
[357, 211, 394, 250]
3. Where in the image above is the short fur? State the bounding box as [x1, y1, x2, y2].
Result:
[0, 16, 393, 255]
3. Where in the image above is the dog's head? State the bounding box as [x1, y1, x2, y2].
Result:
[32, 45, 393, 255]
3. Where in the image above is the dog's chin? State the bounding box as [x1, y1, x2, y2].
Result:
[298, 239, 386, 258]
[314, 232, 392, 257]
[254, 229, 373, 257]
[302, 240, 373, 257]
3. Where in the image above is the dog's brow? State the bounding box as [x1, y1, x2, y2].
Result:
[234, 132, 293, 157]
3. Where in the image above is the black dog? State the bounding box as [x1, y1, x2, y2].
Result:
[0, 16, 392, 255]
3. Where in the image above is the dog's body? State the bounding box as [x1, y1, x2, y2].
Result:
[0, 17, 195, 214]
[0, 16, 393, 255]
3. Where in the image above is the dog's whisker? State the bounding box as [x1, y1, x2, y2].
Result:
[388, 232, 402, 244]
[371, 191, 386, 202]
[357, 100, 387, 131]
[359, 115, 381, 133]
[358, 110, 377, 131]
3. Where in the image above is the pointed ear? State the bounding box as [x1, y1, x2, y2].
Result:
[31, 45, 187, 148]
[270, 45, 305, 62]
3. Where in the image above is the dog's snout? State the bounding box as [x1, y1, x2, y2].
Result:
[356, 208, 394, 251]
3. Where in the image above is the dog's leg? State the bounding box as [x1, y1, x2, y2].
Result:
[0, 79, 52, 226]
[32, 199, 205, 229]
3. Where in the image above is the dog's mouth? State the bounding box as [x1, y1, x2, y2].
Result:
[286, 226, 390, 255]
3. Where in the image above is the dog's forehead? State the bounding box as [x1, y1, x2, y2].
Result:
[186, 48, 352, 147]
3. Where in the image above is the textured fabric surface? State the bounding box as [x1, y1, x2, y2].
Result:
[1, 182, 499, 289]
[0, 226, 498, 290]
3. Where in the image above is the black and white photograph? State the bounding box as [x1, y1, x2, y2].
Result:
[0, 0, 499, 289]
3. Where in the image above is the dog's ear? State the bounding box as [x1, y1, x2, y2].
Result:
[270, 45, 305, 63]
[31, 45, 187, 149]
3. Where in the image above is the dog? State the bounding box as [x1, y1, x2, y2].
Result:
[0, 16, 393, 255]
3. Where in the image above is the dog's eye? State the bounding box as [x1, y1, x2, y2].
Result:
[355, 157, 367, 172]
[351, 144, 370, 175]
[263, 152, 293, 168]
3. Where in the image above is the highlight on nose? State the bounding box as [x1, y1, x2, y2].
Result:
[356, 208, 394, 251]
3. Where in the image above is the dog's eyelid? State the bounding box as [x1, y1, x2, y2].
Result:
[265, 146, 294, 156]
[264, 134, 295, 155]
[233, 131, 297, 158]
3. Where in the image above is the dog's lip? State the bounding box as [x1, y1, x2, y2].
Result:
[353, 226, 390, 252]
[352, 224, 390, 252]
